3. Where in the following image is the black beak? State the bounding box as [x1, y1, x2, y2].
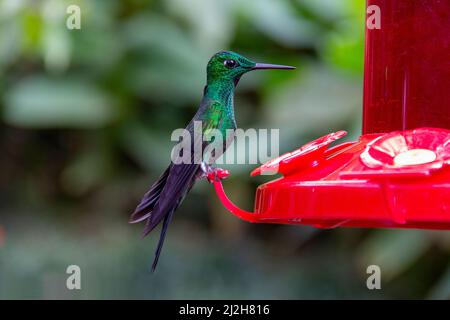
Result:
[252, 63, 296, 70]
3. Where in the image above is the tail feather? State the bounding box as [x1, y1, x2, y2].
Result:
[151, 206, 176, 272]
[129, 166, 171, 224]
[142, 193, 183, 237]
[142, 163, 198, 235]
[133, 163, 200, 272]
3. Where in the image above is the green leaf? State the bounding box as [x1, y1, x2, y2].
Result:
[0, 18, 21, 69]
[3, 75, 116, 128]
[165, 0, 233, 52]
[237, 0, 319, 47]
[320, 0, 365, 73]
[322, 29, 364, 73]
[121, 14, 206, 104]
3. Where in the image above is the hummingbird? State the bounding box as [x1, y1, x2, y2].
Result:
[130, 51, 295, 271]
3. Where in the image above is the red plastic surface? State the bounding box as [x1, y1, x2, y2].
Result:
[363, 0, 450, 134]
[212, 129, 450, 229]
[250, 131, 347, 177]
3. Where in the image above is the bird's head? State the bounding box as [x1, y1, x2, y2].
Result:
[206, 51, 295, 85]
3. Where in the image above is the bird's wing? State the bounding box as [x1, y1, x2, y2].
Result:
[144, 100, 225, 235]
[143, 100, 226, 271]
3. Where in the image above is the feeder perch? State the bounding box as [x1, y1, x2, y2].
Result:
[212, 0, 450, 230]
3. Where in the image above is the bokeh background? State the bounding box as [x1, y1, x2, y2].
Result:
[1, 0, 450, 299]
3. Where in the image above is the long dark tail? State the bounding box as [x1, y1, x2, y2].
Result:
[150, 206, 175, 272]
[130, 163, 199, 272]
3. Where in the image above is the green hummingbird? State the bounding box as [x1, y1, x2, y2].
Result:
[130, 51, 295, 271]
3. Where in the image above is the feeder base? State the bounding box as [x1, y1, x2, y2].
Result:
[250, 128, 450, 229]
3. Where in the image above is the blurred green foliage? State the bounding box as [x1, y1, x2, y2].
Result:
[0, 0, 450, 299]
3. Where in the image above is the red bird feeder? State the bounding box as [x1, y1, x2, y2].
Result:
[212, 0, 450, 230]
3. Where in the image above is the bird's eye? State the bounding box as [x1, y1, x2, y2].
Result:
[224, 59, 238, 69]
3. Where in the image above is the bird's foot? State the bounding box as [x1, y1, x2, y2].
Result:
[200, 162, 229, 183]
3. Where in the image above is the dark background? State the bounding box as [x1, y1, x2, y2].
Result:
[1, 0, 449, 299]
